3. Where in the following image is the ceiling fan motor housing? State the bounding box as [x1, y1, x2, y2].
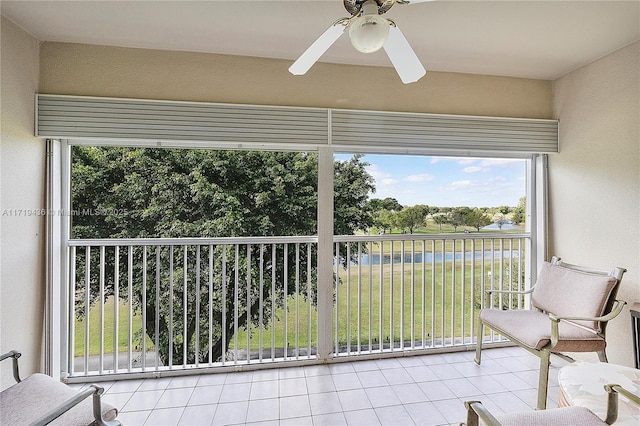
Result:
[344, 0, 398, 16]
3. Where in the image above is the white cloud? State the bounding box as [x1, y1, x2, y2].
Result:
[463, 166, 483, 173]
[366, 163, 392, 180]
[480, 158, 523, 167]
[443, 180, 472, 191]
[457, 159, 476, 166]
[442, 176, 515, 194]
[404, 173, 435, 182]
[430, 156, 476, 165]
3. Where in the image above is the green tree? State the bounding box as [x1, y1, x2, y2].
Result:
[432, 213, 447, 231]
[512, 196, 526, 224]
[396, 204, 429, 234]
[465, 208, 492, 232]
[369, 197, 403, 212]
[375, 209, 396, 234]
[448, 207, 471, 232]
[498, 205, 511, 215]
[369, 197, 404, 233]
[71, 147, 375, 365]
[493, 213, 509, 230]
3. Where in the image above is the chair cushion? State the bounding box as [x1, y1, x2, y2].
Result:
[479, 308, 606, 351]
[496, 405, 606, 426]
[531, 262, 617, 331]
[0, 373, 118, 425]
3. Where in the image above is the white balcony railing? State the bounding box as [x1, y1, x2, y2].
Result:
[332, 234, 529, 358]
[66, 233, 530, 380]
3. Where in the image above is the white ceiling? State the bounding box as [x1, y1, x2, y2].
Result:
[2, 0, 639, 80]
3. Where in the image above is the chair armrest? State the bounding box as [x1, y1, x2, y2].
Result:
[607, 384, 640, 407]
[29, 384, 121, 426]
[463, 401, 502, 426]
[0, 350, 22, 382]
[549, 300, 627, 323]
[486, 287, 534, 296]
[548, 301, 626, 348]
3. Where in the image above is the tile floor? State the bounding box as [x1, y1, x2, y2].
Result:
[75, 347, 570, 425]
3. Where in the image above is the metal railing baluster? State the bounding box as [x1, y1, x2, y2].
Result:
[195, 245, 201, 367]
[307, 243, 312, 359]
[355, 243, 361, 353]
[421, 240, 426, 349]
[246, 244, 251, 363]
[113, 246, 119, 372]
[69, 246, 76, 376]
[155, 246, 160, 369]
[295, 243, 300, 359]
[335, 242, 339, 355]
[84, 246, 90, 375]
[259, 244, 264, 363]
[141, 246, 147, 372]
[127, 246, 133, 371]
[410, 240, 415, 349]
[400, 240, 405, 350]
[221, 245, 227, 366]
[208, 245, 214, 365]
[168, 246, 174, 369]
[283, 243, 288, 361]
[390, 240, 394, 351]
[271, 244, 276, 361]
[379, 241, 383, 352]
[233, 245, 239, 364]
[346, 243, 351, 355]
[431, 240, 435, 348]
[183, 246, 188, 368]
[99, 246, 105, 374]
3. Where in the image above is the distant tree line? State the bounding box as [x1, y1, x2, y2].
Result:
[368, 196, 526, 234]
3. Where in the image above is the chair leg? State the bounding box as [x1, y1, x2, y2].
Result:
[464, 401, 480, 426]
[537, 350, 551, 410]
[597, 350, 608, 363]
[474, 320, 483, 365]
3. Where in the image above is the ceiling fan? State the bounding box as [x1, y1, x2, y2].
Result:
[289, 0, 430, 84]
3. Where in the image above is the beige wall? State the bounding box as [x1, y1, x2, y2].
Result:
[0, 17, 45, 389]
[551, 41, 640, 367]
[39, 42, 552, 119]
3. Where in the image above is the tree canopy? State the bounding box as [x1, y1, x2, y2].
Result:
[72, 147, 375, 364]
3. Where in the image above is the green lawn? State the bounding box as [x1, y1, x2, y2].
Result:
[235, 257, 516, 352]
[74, 297, 152, 357]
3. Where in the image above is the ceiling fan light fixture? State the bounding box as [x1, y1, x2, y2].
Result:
[349, 14, 390, 53]
[348, 1, 390, 53]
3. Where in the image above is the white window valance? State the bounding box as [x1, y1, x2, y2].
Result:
[36, 94, 558, 156]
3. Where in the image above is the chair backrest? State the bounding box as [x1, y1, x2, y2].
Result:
[531, 256, 626, 332]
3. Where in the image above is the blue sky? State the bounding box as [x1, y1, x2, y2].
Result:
[336, 154, 526, 208]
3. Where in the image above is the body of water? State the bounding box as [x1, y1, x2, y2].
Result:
[355, 250, 520, 266]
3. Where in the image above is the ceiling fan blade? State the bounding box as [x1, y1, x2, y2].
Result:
[383, 24, 426, 84]
[289, 23, 346, 76]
